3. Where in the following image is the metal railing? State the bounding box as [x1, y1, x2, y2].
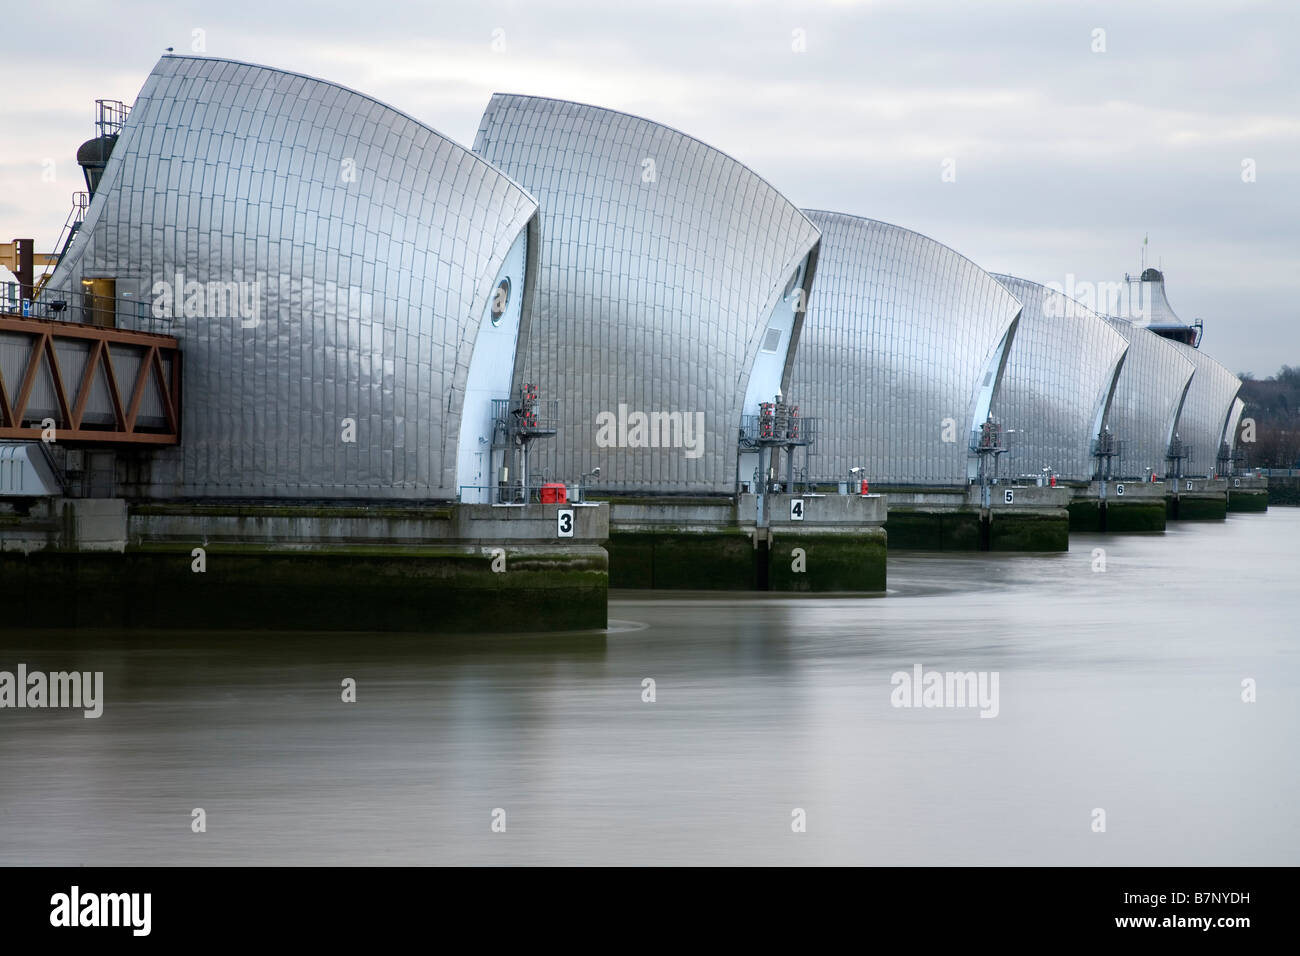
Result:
[738, 413, 816, 447]
[1091, 435, 1126, 480]
[1013, 471, 1063, 486]
[742, 474, 893, 494]
[1164, 439, 1194, 477]
[96, 99, 130, 138]
[51, 192, 90, 264]
[459, 481, 580, 505]
[970, 422, 1011, 454]
[1, 282, 174, 336]
[1216, 444, 1246, 474]
[1090, 434, 1126, 458]
[969, 474, 1053, 487]
[490, 397, 560, 438]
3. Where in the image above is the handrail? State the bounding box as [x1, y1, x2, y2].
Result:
[738, 413, 816, 447]
[459, 482, 574, 505]
[1, 281, 175, 337]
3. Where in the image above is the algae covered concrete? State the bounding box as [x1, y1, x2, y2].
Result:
[604, 494, 887, 591]
[606, 528, 755, 589]
[1169, 496, 1228, 520]
[0, 500, 611, 633]
[886, 508, 1068, 551]
[0, 545, 608, 632]
[989, 510, 1069, 551]
[606, 526, 888, 592]
[884, 510, 981, 550]
[1068, 499, 1166, 533]
[1103, 500, 1167, 532]
[1067, 499, 1103, 532]
[1226, 477, 1269, 512]
[603, 496, 756, 589]
[1069, 480, 1168, 533]
[766, 528, 887, 591]
[884, 484, 1069, 552]
[1164, 478, 1229, 521]
[1227, 494, 1268, 515]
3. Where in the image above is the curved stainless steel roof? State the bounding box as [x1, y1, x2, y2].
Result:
[1167, 341, 1243, 475]
[990, 275, 1129, 480]
[47, 55, 539, 499]
[1224, 397, 1246, 459]
[473, 94, 820, 494]
[1101, 318, 1195, 478]
[788, 211, 1022, 486]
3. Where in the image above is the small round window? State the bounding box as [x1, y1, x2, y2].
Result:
[490, 277, 511, 326]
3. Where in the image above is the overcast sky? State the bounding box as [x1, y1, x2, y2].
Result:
[2, 0, 1296, 375]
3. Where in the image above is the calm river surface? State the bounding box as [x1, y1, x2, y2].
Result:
[2, 509, 1297, 865]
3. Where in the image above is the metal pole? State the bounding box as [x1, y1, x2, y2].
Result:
[15, 239, 34, 303]
[512, 442, 522, 502]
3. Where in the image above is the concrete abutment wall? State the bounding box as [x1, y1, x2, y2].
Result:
[604, 493, 888, 591]
[883, 485, 1071, 552]
[0, 500, 610, 632]
[1068, 481, 1168, 533]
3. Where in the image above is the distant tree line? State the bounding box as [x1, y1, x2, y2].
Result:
[1236, 365, 1300, 467]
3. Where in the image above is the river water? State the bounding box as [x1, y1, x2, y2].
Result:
[2, 509, 1297, 865]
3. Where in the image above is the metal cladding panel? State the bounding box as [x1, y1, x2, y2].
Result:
[1101, 317, 1195, 477]
[1168, 340, 1243, 475]
[473, 94, 820, 493]
[788, 211, 1022, 486]
[1224, 397, 1246, 455]
[990, 275, 1128, 481]
[1122, 269, 1203, 333]
[46, 56, 539, 499]
[1131, 274, 1183, 327]
[0, 443, 61, 496]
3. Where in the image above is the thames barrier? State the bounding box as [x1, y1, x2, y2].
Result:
[0, 55, 1272, 631]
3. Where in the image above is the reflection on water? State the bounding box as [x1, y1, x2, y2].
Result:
[1, 510, 1298, 865]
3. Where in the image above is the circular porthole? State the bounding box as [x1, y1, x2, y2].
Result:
[490, 277, 511, 326]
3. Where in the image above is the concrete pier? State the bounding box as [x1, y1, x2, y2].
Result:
[603, 493, 887, 591]
[1227, 475, 1269, 512]
[883, 484, 1071, 551]
[0, 499, 610, 632]
[1165, 477, 1229, 520]
[1068, 480, 1167, 533]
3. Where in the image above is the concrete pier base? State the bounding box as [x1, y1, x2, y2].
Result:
[1227, 476, 1269, 513]
[1165, 478, 1228, 521]
[0, 500, 609, 632]
[1068, 480, 1167, 533]
[608, 528, 755, 589]
[884, 485, 1071, 551]
[604, 493, 887, 591]
[882, 508, 980, 551]
[988, 509, 1069, 551]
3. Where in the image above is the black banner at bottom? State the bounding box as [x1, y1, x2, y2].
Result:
[0, 865, 1280, 942]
